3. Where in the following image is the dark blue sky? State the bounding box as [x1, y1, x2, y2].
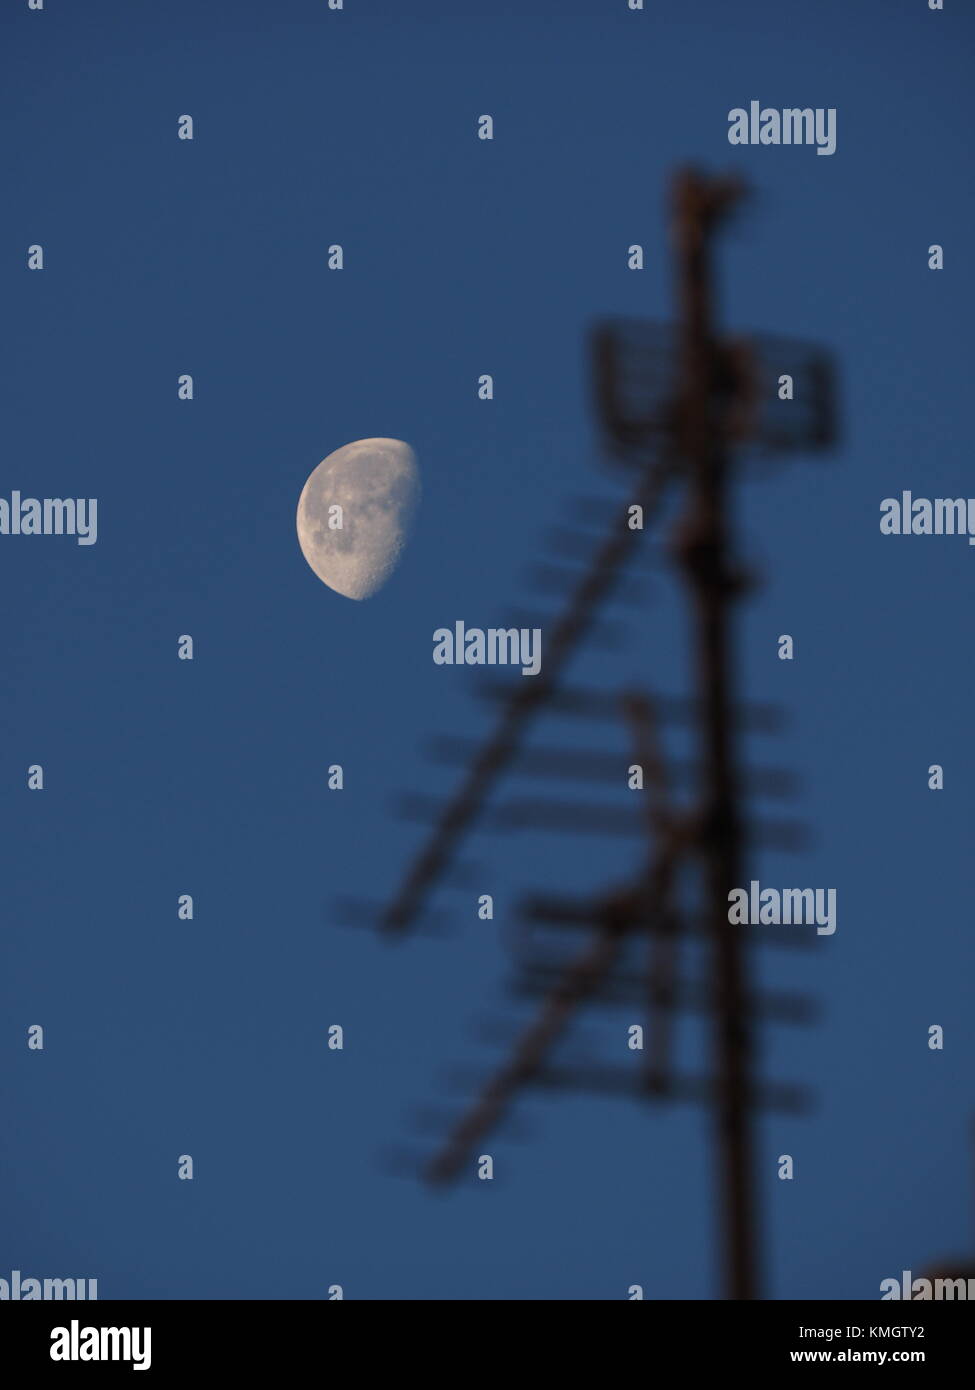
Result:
[3, 0, 973, 1300]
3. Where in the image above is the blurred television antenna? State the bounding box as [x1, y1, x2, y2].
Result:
[360, 168, 839, 1300]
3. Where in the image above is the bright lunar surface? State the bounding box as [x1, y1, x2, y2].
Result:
[296, 438, 420, 600]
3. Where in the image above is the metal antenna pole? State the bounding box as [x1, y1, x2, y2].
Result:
[672, 169, 757, 1300]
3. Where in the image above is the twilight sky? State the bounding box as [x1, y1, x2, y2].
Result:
[2, 0, 973, 1299]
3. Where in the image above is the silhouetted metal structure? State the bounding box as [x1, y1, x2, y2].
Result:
[370, 169, 838, 1300]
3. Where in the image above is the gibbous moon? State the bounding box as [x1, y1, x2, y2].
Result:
[296, 438, 420, 600]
